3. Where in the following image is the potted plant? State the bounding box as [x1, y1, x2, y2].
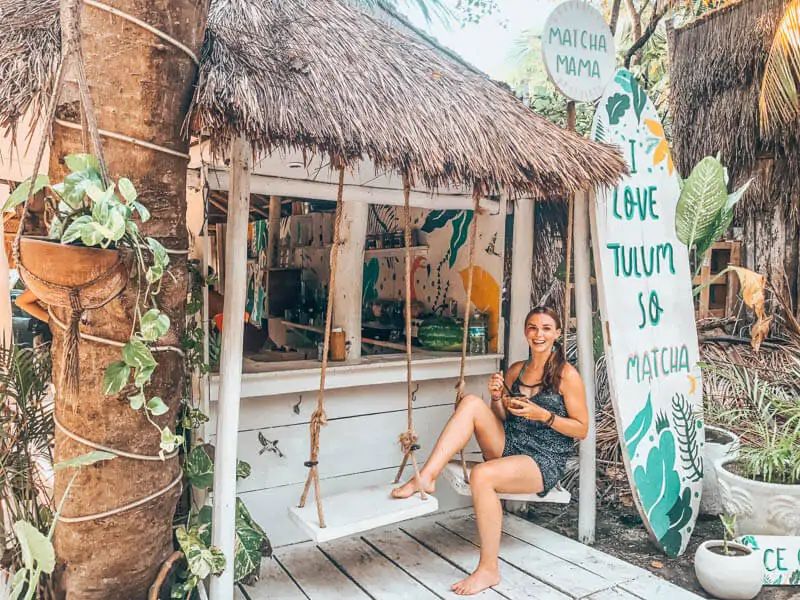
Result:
[3, 154, 181, 454]
[700, 425, 739, 515]
[694, 514, 764, 599]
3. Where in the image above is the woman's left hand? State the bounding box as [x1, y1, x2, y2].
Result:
[506, 399, 550, 423]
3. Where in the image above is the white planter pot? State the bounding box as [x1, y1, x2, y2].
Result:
[700, 426, 739, 515]
[716, 457, 800, 535]
[694, 541, 763, 600]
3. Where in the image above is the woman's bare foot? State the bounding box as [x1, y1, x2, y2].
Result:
[451, 567, 500, 595]
[390, 476, 435, 499]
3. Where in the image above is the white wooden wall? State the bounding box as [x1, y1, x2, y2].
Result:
[209, 374, 491, 546]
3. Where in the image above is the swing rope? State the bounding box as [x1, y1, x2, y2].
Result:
[393, 172, 425, 499]
[563, 194, 575, 358]
[455, 190, 481, 483]
[297, 165, 347, 528]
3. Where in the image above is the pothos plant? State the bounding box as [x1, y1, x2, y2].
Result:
[4, 154, 181, 454]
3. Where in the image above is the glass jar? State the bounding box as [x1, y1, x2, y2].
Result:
[468, 325, 487, 355]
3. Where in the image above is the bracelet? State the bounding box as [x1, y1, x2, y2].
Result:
[545, 411, 556, 427]
[491, 396, 503, 403]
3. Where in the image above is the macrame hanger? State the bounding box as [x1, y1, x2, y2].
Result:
[454, 188, 481, 484]
[393, 170, 425, 499]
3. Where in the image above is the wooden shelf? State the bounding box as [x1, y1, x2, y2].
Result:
[365, 246, 428, 259]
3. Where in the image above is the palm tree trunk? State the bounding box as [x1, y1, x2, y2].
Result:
[49, 1, 207, 597]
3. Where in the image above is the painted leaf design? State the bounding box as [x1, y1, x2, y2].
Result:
[421, 209, 457, 233]
[631, 77, 648, 123]
[659, 487, 694, 558]
[449, 211, 473, 268]
[645, 119, 665, 138]
[674, 156, 728, 252]
[593, 115, 608, 143]
[615, 69, 633, 92]
[606, 93, 631, 125]
[633, 430, 681, 540]
[624, 393, 653, 460]
[789, 569, 800, 585]
[672, 393, 704, 482]
[362, 258, 379, 304]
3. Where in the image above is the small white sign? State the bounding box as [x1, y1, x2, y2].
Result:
[541, 0, 616, 102]
[737, 535, 800, 586]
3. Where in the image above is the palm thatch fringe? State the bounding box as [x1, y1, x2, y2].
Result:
[0, 0, 625, 198]
[670, 0, 800, 220]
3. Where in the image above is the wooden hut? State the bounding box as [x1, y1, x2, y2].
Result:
[670, 0, 800, 318]
[0, 0, 626, 596]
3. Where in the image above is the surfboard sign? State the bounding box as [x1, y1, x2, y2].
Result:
[590, 69, 704, 558]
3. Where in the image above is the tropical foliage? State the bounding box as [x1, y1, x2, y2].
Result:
[760, 0, 800, 135]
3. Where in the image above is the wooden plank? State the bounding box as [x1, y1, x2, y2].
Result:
[287, 483, 438, 544]
[241, 467, 472, 547]
[585, 587, 641, 600]
[439, 515, 610, 597]
[363, 528, 505, 599]
[319, 536, 441, 599]
[235, 404, 477, 493]
[276, 542, 371, 599]
[244, 557, 307, 599]
[494, 514, 642, 583]
[401, 520, 571, 600]
[618, 573, 704, 600]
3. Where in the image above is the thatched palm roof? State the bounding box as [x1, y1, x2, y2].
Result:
[670, 0, 798, 217]
[0, 0, 625, 198]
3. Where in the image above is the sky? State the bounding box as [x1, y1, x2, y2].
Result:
[403, 0, 567, 79]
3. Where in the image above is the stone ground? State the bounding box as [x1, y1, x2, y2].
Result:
[524, 501, 796, 600]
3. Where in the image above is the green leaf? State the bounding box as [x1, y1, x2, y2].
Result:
[140, 309, 170, 342]
[184, 445, 215, 489]
[420, 209, 458, 233]
[606, 93, 631, 125]
[624, 393, 653, 460]
[233, 498, 270, 582]
[146, 265, 164, 284]
[63, 153, 100, 174]
[176, 526, 225, 580]
[87, 182, 115, 206]
[147, 396, 169, 416]
[122, 340, 156, 371]
[448, 211, 473, 268]
[129, 199, 150, 223]
[160, 427, 183, 453]
[129, 392, 145, 411]
[54, 451, 115, 471]
[118, 177, 138, 203]
[61, 216, 93, 244]
[147, 237, 169, 269]
[8, 569, 26, 600]
[675, 156, 729, 252]
[633, 431, 681, 541]
[134, 364, 156, 387]
[13, 521, 55, 574]
[2, 175, 50, 213]
[103, 361, 130, 395]
[236, 460, 252, 480]
[631, 77, 648, 123]
[57, 168, 104, 210]
[672, 393, 704, 482]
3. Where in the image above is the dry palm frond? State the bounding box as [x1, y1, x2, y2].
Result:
[760, 0, 800, 135]
[0, 0, 626, 199]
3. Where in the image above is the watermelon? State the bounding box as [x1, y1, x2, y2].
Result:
[417, 316, 464, 351]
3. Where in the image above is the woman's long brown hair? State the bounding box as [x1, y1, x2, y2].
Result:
[526, 306, 566, 392]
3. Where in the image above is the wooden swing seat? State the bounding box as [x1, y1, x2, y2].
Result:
[287, 483, 439, 544]
[441, 459, 571, 504]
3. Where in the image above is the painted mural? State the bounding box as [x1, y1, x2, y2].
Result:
[591, 69, 704, 558]
[362, 204, 504, 351]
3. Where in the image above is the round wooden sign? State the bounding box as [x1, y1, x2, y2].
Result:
[541, 0, 616, 102]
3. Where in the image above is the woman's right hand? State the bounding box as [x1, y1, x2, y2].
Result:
[488, 373, 505, 400]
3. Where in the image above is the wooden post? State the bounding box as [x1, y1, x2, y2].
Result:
[508, 197, 535, 363]
[574, 189, 596, 544]
[332, 200, 368, 359]
[564, 101, 577, 338]
[265, 196, 281, 316]
[210, 135, 251, 600]
[0, 184, 12, 348]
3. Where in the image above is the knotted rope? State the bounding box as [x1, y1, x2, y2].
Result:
[297, 166, 346, 528]
[393, 172, 425, 499]
[454, 190, 482, 483]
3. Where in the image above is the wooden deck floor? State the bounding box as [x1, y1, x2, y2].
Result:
[239, 509, 703, 600]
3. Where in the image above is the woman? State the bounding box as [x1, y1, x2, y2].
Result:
[392, 306, 589, 595]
